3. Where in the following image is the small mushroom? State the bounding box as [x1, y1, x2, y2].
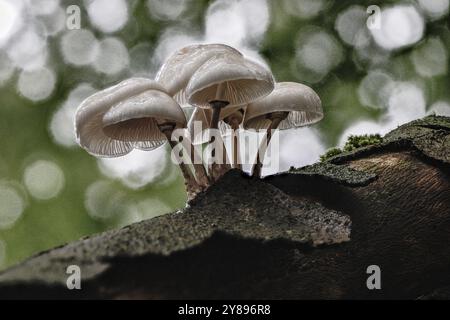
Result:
[76, 78, 166, 157]
[75, 78, 208, 198]
[156, 44, 243, 178]
[186, 54, 274, 179]
[243, 82, 323, 177]
[101, 89, 210, 196]
[156, 43, 242, 105]
[102, 90, 186, 144]
[186, 54, 274, 129]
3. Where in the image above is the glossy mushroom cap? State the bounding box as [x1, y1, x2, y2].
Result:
[186, 54, 275, 109]
[188, 106, 244, 145]
[103, 89, 186, 143]
[243, 82, 323, 131]
[156, 44, 242, 105]
[75, 78, 166, 157]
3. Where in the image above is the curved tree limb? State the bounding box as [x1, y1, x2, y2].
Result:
[0, 116, 449, 299]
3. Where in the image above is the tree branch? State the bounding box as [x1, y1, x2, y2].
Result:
[1, 116, 449, 299]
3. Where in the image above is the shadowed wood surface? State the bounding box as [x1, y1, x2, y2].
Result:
[0, 116, 449, 299]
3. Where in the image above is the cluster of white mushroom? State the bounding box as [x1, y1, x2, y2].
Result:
[75, 44, 323, 198]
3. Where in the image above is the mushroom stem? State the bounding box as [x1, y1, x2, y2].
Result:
[230, 120, 241, 170]
[209, 100, 229, 129]
[191, 143, 211, 187]
[252, 112, 288, 178]
[208, 100, 231, 181]
[160, 124, 203, 199]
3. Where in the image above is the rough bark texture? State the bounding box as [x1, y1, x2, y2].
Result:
[0, 116, 450, 300]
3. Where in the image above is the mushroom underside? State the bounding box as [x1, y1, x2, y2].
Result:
[245, 110, 324, 131]
[103, 117, 167, 143]
[189, 79, 273, 108]
[78, 113, 135, 157]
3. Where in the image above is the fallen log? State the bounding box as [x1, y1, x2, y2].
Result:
[0, 115, 449, 299]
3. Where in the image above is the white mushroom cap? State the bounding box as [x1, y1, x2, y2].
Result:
[188, 105, 244, 145]
[244, 82, 323, 131]
[186, 54, 275, 109]
[103, 89, 186, 143]
[75, 78, 166, 157]
[156, 43, 242, 105]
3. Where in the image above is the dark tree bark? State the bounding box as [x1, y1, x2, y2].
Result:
[0, 116, 449, 300]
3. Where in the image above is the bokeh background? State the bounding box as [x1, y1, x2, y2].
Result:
[0, 0, 449, 270]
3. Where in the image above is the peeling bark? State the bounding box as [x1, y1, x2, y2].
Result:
[0, 116, 449, 299]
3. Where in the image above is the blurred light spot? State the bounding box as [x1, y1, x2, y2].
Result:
[153, 164, 180, 188]
[353, 41, 390, 68]
[151, 0, 270, 72]
[129, 42, 153, 77]
[239, 47, 271, 68]
[87, 0, 129, 33]
[264, 128, 325, 176]
[0, 0, 22, 46]
[338, 120, 385, 147]
[238, 0, 270, 44]
[147, 0, 190, 21]
[205, 0, 246, 47]
[60, 29, 99, 66]
[371, 5, 424, 50]
[115, 204, 141, 228]
[0, 240, 5, 267]
[335, 5, 369, 47]
[136, 198, 171, 219]
[0, 50, 15, 86]
[358, 70, 394, 109]
[417, 0, 449, 20]
[93, 37, 129, 75]
[24, 160, 65, 200]
[27, 0, 60, 16]
[345, 82, 427, 141]
[39, 6, 65, 36]
[411, 37, 448, 77]
[98, 147, 168, 189]
[50, 83, 96, 147]
[17, 67, 56, 101]
[387, 82, 426, 126]
[152, 27, 200, 73]
[428, 101, 450, 117]
[294, 28, 343, 83]
[0, 181, 26, 230]
[205, 0, 269, 47]
[7, 27, 48, 70]
[85, 180, 127, 221]
[282, 0, 330, 19]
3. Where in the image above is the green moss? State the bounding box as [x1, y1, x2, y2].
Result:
[320, 134, 384, 162]
[343, 134, 383, 152]
[320, 148, 343, 162]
